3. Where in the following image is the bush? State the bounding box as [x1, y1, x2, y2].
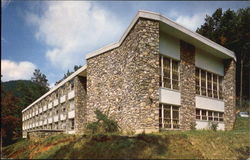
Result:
[190, 121, 197, 130]
[209, 121, 218, 131]
[86, 109, 119, 134]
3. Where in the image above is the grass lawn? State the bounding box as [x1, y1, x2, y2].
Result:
[2, 117, 250, 159]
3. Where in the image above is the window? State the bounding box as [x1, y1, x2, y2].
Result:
[160, 55, 180, 90]
[219, 77, 223, 99]
[208, 111, 213, 121]
[159, 104, 180, 129]
[62, 121, 66, 129]
[70, 119, 75, 130]
[54, 122, 58, 129]
[213, 75, 218, 98]
[195, 68, 223, 100]
[202, 110, 207, 120]
[214, 112, 219, 121]
[196, 109, 224, 122]
[201, 70, 206, 96]
[69, 100, 75, 111]
[196, 109, 201, 119]
[219, 113, 224, 122]
[207, 72, 212, 97]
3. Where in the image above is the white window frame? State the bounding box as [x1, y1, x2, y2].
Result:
[160, 55, 180, 90]
[196, 109, 224, 122]
[195, 68, 223, 100]
[160, 104, 180, 129]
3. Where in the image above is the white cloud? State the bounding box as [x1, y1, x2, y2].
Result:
[26, 1, 123, 70]
[175, 13, 207, 31]
[1, 60, 36, 81]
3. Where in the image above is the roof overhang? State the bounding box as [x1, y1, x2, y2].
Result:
[86, 10, 236, 61]
[22, 65, 87, 113]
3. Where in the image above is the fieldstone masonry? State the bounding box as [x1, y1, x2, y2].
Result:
[22, 13, 237, 138]
[179, 41, 196, 130]
[74, 76, 87, 133]
[224, 59, 236, 130]
[87, 18, 160, 134]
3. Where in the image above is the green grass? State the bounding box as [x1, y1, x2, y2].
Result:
[234, 116, 250, 131]
[2, 118, 250, 159]
[2, 138, 31, 159]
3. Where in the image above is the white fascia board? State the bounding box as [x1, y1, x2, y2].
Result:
[22, 65, 87, 113]
[86, 10, 236, 61]
[158, 14, 236, 61]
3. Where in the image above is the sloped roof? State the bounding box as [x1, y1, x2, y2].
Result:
[86, 10, 236, 61]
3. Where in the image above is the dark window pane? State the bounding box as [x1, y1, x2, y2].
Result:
[201, 70, 206, 96]
[219, 76, 223, 99]
[207, 72, 212, 97]
[163, 57, 170, 78]
[172, 80, 179, 90]
[208, 111, 213, 120]
[163, 77, 171, 88]
[213, 75, 218, 98]
[196, 109, 201, 120]
[173, 111, 179, 119]
[202, 110, 207, 120]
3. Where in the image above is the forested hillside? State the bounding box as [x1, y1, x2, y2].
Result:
[1, 80, 48, 146]
[2, 80, 48, 108]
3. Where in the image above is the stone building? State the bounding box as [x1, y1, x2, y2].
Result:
[22, 10, 236, 138]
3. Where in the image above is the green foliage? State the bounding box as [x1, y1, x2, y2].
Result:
[190, 121, 197, 130]
[34, 144, 65, 159]
[1, 80, 49, 145]
[209, 121, 218, 131]
[31, 69, 49, 89]
[3, 128, 250, 159]
[2, 80, 48, 108]
[86, 109, 119, 134]
[55, 65, 82, 85]
[197, 7, 250, 100]
[2, 139, 31, 159]
[234, 117, 250, 132]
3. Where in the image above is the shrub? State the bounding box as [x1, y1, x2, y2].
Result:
[86, 109, 119, 134]
[209, 121, 218, 131]
[190, 121, 197, 130]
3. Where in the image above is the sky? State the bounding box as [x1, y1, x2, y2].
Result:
[1, 1, 249, 87]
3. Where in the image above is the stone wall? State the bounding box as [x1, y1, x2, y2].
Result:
[74, 76, 87, 133]
[224, 59, 236, 130]
[179, 41, 196, 130]
[87, 18, 160, 134]
[22, 75, 87, 137]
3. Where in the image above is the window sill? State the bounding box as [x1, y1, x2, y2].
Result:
[196, 120, 224, 123]
[160, 87, 180, 93]
[196, 95, 224, 102]
[160, 128, 181, 131]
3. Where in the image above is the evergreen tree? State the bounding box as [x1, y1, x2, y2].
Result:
[197, 7, 250, 105]
[55, 65, 82, 85]
[31, 69, 49, 90]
